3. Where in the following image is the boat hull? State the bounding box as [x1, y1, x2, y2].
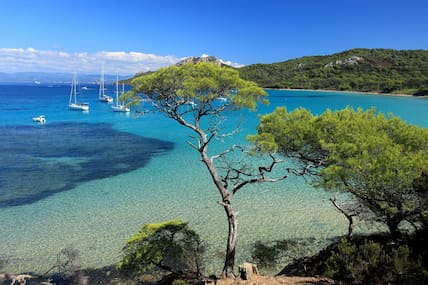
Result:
[32, 115, 46, 123]
[111, 105, 130, 112]
[99, 95, 113, 103]
[69, 103, 89, 111]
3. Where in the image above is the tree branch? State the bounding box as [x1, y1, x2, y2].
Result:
[232, 153, 289, 195]
[329, 196, 357, 238]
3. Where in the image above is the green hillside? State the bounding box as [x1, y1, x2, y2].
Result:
[238, 48, 428, 95]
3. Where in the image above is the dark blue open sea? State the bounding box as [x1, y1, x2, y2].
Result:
[1, 84, 427, 274]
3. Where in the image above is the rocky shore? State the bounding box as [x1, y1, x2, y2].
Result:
[0, 272, 335, 285]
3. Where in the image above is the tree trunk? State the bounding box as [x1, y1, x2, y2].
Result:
[222, 202, 237, 278]
[329, 198, 355, 239]
[347, 218, 355, 239]
[387, 217, 401, 240]
[198, 130, 238, 278]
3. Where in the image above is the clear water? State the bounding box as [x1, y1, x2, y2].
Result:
[0, 85, 427, 275]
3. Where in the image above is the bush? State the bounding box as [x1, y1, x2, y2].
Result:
[118, 220, 204, 278]
[252, 239, 312, 270]
[172, 279, 187, 285]
[322, 238, 427, 285]
[42, 246, 81, 279]
[252, 241, 282, 268]
[414, 88, 428, 96]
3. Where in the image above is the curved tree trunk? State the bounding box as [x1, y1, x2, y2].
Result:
[222, 202, 237, 278]
[198, 133, 238, 278]
[329, 198, 355, 239]
[133, 63, 269, 280]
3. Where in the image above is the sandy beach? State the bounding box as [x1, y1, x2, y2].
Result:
[265, 87, 427, 98]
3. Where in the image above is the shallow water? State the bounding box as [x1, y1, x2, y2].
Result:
[0, 85, 427, 275]
[0, 122, 173, 207]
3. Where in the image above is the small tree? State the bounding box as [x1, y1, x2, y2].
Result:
[323, 238, 422, 285]
[118, 220, 203, 277]
[127, 62, 288, 277]
[249, 107, 428, 238]
[43, 247, 81, 279]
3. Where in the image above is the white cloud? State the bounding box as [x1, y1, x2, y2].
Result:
[0, 48, 245, 75]
[0, 48, 181, 75]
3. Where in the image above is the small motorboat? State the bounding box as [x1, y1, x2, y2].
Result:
[32, 115, 46, 123]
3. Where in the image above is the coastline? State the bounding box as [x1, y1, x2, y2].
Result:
[265, 87, 428, 98]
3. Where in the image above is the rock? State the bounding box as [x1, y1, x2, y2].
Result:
[0, 274, 49, 285]
[176, 55, 227, 67]
[324, 55, 364, 67]
[238, 262, 259, 280]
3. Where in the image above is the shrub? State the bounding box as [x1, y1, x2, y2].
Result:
[118, 220, 204, 278]
[322, 238, 427, 284]
[172, 279, 188, 285]
[252, 239, 312, 270]
[43, 246, 81, 278]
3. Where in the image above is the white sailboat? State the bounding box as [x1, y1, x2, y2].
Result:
[69, 72, 89, 111]
[111, 73, 130, 112]
[98, 67, 113, 103]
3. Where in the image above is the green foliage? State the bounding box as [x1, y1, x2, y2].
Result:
[250, 107, 428, 237]
[171, 279, 187, 285]
[413, 169, 428, 227]
[252, 239, 311, 269]
[129, 62, 267, 113]
[127, 60, 269, 277]
[322, 238, 428, 285]
[414, 169, 428, 198]
[118, 220, 204, 276]
[252, 242, 279, 267]
[239, 48, 428, 94]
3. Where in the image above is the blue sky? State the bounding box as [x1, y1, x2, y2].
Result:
[0, 0, 427, 74]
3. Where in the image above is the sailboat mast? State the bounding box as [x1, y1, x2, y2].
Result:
[69, 74, 73, 105]
[121, 83, 125, 104]
[99, 68, 103, 99]
[115, 72, 119, 107]
[74, 72, 77, 104]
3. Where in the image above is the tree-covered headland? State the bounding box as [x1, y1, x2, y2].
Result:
[239, 48, 428, 95]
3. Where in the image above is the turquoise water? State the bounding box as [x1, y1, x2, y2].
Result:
[0, 85, 427, 275]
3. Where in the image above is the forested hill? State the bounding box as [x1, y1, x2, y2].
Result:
[238, 48, 428, 95]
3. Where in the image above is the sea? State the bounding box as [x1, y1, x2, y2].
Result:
[0, 84, 427, 275]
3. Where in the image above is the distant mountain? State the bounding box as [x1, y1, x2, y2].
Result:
[0, 72, 131, 84]
[238, 48, 428, 95]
